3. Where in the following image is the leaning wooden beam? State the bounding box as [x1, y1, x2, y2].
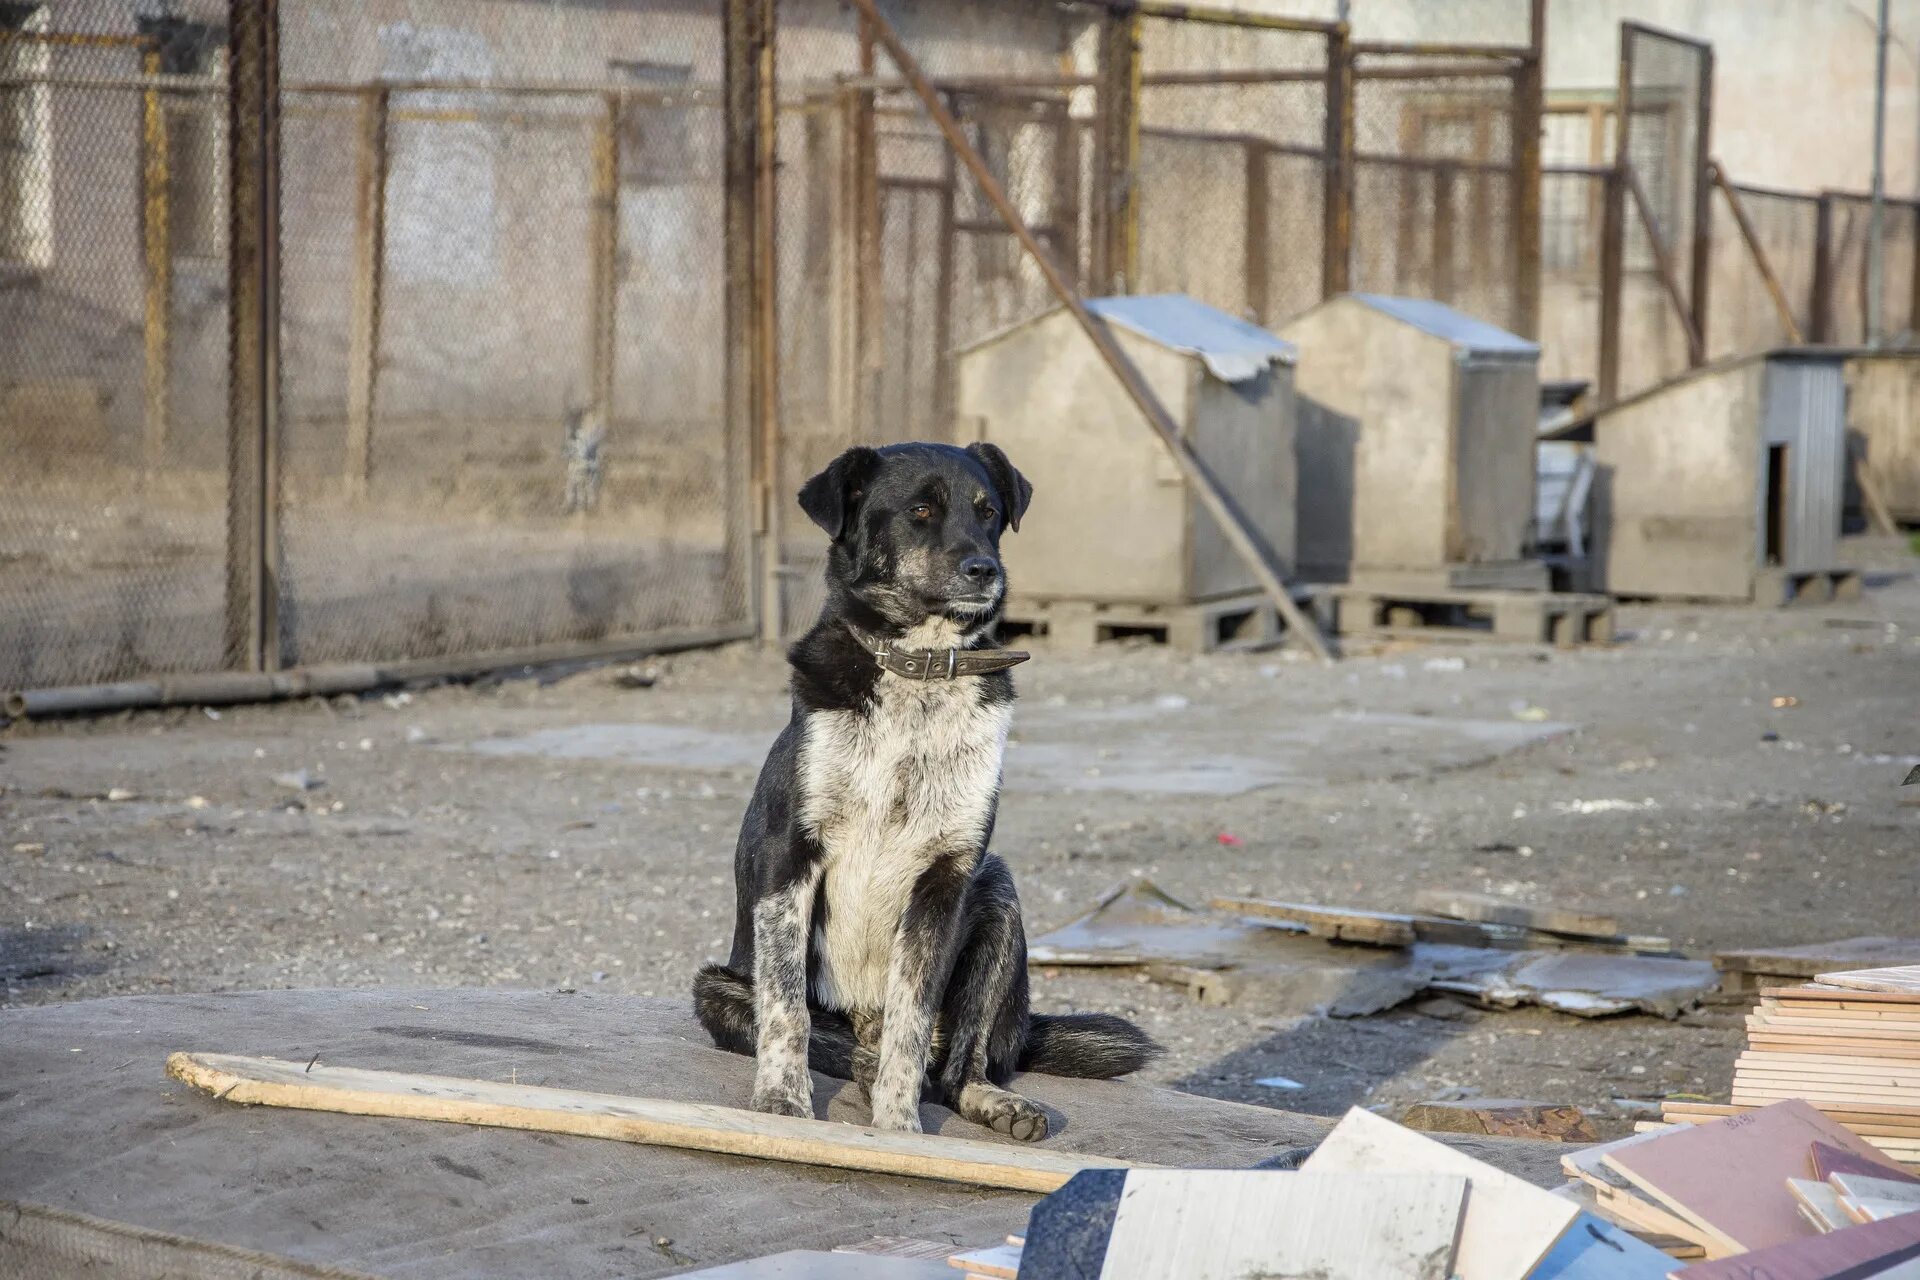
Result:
[1625, 165, 1705, 365]
[1850, 436, 1902, 537]
[167, 1053, 1137, 1194]
[1710, 161, 1805, 345]
[846, 0, 1336, 662]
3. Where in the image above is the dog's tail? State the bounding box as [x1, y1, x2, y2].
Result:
[1019, 1012, 1160, 1079]
[693, 963, 864, 1079]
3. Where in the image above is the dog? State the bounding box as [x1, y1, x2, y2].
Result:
[694, 441, 1158, 1140]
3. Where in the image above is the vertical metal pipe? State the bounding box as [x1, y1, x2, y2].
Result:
[1868, 0, 1890, 347]
[722, 0, 763, 642]
[345, 86, 387, 499]
[932, 138, 957, 424]
[141, 44, 171, 468]
[754, 0, 781, 643]
[1093, 8, 1141, 296]
[1599, 24, 1633, 403]
[1432, 164, 1456, 303]
[226, 0, 279, 672]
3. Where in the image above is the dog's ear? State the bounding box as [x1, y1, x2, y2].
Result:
[798, 446, 881, 541]
[965, 442, 1033, 533]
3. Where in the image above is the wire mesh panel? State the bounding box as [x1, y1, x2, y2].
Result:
[0, 1, 231, 692]
[1613, 23, 1710, 398]
[274, 1, 746, 667]
[1539, 166, 1606, 384]
[1349, 51, 1525, 333]
[771, 0, 1093, 637]
[1706, 181, 1820, 358]
[1134, 16, 1330, 328]
[1825, 193, 1920, 347]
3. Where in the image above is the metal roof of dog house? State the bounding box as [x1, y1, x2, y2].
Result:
[1344, 294, 1541, 359]
[958, 293, 1296, 384]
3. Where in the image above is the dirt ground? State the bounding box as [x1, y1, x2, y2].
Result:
[4, 536, 1917, 1144]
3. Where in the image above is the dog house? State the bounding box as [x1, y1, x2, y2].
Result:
[955, 294, 1297, 616]
[1279, 294, 1543, 589]
[1592, 349, 1856, 604]
[1846, 351, 1920, 523]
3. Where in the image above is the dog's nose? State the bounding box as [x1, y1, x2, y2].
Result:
[959, 556, 999, 582]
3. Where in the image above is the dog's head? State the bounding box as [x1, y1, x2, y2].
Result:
[799, 442, 1032, 634]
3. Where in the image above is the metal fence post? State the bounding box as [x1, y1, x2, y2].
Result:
[1244, 141, 1270, 322]
[589, 92, 621, 421]
[1093, 5, 1140, 296]
[226, 0, 279, 672]
[1689, 44, 1715, 356]
[1597, 164, 1624, 404]
[724, 0, 778, 645]
[141, 43, 171, 468]
[1810, 192, 1834, 343]
[1321, 22, 1353, 298]
[1511, 0, 1545, 338]
[345, 86, 388, 499]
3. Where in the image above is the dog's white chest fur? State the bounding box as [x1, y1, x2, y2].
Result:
[798, 636, 1010, 1014]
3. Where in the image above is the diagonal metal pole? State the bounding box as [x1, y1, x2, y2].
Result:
[846, 0, 1334, 661]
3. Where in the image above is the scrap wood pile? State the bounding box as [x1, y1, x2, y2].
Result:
[1027, 879, 1716, 1018]
[835, 1100, 1920, 1279]
[1659, 965, 1920, 1168]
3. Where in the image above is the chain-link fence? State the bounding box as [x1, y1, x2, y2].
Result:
[1603, 21, 1711, 400]
[1824, 192, 1920, 347]
[1, 2, 231, 692]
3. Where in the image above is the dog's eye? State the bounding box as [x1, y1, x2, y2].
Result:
[909, 503, 933, 520]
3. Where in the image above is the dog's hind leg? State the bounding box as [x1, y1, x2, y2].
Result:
[693, 962, 866, 1078]
[933, 854, 1051, 1143]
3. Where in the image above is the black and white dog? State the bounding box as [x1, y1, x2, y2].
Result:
[694, 441, 1157, 1141]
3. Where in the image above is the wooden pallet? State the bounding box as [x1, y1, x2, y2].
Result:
[1327, 585, 1615, 647]
[999, 592, 1286, 653]
[1754, 567, 1866, 607]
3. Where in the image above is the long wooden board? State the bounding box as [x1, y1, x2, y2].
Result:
[1818, 966, 1920, 994]
[1411, 889, 1621, 940]
[1304, 1105, 1577, 1280]
[1762, 986, 1920, 1006]
[166, 1052, 1138, 1194]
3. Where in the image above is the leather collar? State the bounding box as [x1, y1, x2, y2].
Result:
[847, 625, 1030, 681]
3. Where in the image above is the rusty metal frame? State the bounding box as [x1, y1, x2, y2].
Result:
[724, 0, 779, 644]
[226, 0, 279, 671]
[1810, 192, 1835, 343]
[848, 0, 1334, 661]
[1321, 22, 1353, 298]
[1687, 42, 1715, 357]
[588, 92, 621, 421]
[140, 43, 171, 467]
[1510, 0, 1546, 338]
[1092, 5, 1141, 295]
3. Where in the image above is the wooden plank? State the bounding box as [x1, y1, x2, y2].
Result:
[1095, 1169, 1469, 1280]
[836, 1239, 958, 1261]
[1743, 1053, 1920, 1071]
[1844, 1194, 1920, 1224]
[1601, 1099, 1888, 1255]
[1717, 941, 1920, 981]
[166, 1053, 1138, 1194]
[1215, 897, 1417, 946]
[1411, 890, 1623, 941]
[1831, 1173, 1920, 1207]
[947, 1243, 1020, 1278]
[1304, 1106, 1577, 1280]
[1752, 1037, 1920, 1059]
[1788, 1178, 1851, 1232]
[1813, 1141, 1920, 1184]
[1732, 1086, 1920, 1108]
[1670, 1208, 1920, 1280]
[1763, 986, 1920, 1006]
[1819, 967, 1920, 995]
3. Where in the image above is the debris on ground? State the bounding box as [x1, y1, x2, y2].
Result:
[271, 768, 322, 792]
[1398, 1099, 1598, 1143]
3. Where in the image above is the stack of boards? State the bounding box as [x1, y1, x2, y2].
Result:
[924, 1105, 1675, 1280]
[1560, 1096, 1920, 1277]
[1662, 965, 1920, 1167]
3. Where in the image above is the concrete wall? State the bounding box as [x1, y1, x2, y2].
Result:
[1847, 351, 1920, 520]
[1593, 357, 1764, 600]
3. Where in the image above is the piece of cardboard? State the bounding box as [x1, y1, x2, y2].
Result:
[1602, 1099, 1888, 1255]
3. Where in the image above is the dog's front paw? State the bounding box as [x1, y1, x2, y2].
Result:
[958, 1082, 1050, 1142]
[750, 1080, 813, 1119]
